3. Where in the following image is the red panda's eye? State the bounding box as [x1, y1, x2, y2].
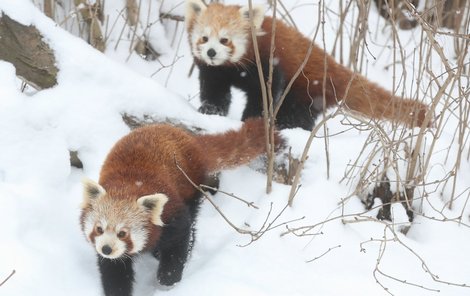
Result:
[96, 226, 103, 235]
[117, 231, 127, 238]
[220, 38, 229, 45]
[201, 36, 208, 43]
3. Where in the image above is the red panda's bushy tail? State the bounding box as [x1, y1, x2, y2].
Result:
[196, 119, 284, 173]
[326, 62, 431, 128]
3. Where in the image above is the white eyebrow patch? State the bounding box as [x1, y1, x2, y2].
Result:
[203, 27, 212, 36]
[219, 28, 228, 37]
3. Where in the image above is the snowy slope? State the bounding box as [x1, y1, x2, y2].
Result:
[0, 1, 469, 296]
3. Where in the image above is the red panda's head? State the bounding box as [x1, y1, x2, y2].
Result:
[80, 179, 168, 259]
[186, 0, 265, 66]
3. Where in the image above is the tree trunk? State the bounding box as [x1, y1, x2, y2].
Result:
[0, 13, 58, 89]
[44, 0, 54, 20]
[73, 0, 106, 52]
[440, 0, 466, 30]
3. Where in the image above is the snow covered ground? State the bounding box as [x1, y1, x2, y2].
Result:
[0, 0, 469, 295]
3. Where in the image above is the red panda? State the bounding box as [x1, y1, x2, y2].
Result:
[80, 118, 283, 296]
[185, 0, 431, 130]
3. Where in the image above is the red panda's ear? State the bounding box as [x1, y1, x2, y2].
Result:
[239, 5, 265, 30]
[81, 178, 106, 208]
[186, 0, 206, 25]
[137, 193, 169, 226]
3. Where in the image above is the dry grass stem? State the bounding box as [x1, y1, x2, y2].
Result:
[0, 270, 15, 287]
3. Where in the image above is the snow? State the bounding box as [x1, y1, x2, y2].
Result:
[1, 0, 469, 296]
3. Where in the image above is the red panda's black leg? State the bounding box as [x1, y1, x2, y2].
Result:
[241, 61, 286, 122]
[98, 255, 134, 296]
[198, 64, 233, 116]
[155, 206, 194, 286]
[242, 89, 264, 121]
[275, 95, 316, 130]
[240, 61, 316, 130]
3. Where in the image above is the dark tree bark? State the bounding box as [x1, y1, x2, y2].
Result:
[0, 13, 58, 89]
[373, 0, 467, 31]
[43, 0, 54, 20]
[373, 0, 420, 30]
[125, 0, 160, 61]
[439, 0, 466, 30]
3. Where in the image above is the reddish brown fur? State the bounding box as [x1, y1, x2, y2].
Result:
[188, 2, 430, 127]
[197, 118, 283, 172]
[88, 231, 96, 244]
[94, 118, 282, 250]
[188, 3, 244, 34]
[121, 235, 134, 253]
[252, 17, 428, 127]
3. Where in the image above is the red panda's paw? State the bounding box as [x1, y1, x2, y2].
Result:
[198, 103, 228, 116]
[157, 268, 183, 287]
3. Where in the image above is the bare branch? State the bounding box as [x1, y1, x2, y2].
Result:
[174, 156, 303, 247]
[159, 12, 185, 22]
[306, 245, 341, 263]
[199, 185, 259, 209]
[0, 270, 15, 287]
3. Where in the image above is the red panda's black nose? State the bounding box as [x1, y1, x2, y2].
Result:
[102, 245, 112, 255]
[207, 48, 216, 58]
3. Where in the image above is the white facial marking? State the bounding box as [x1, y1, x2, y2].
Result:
[129, 225, 148, 254]
[228, 33, 248, 63]
[95, 231, 127, 259]
[191, 23, 248, 65]
[99, 219, 108, 230]
[82, 192, 157, 259]
[200, 37, 230, 65]
[83, 214, 95, 242]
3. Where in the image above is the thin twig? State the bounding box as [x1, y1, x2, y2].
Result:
[287, 112, 338, 206]
[0, 270, 16, 287]
[306, 245, 341, 263]
[174, 158, 302, 247]
[200, 184, 259, 209]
